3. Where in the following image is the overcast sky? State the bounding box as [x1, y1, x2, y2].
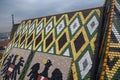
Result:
[0, 0, 105, 33]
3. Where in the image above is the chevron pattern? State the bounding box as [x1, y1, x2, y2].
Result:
[104, 23, 120, 80]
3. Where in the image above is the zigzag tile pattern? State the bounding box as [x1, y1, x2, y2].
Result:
[101, 0, 120, 79]
[104, 19, 120, 80]
[0, 8, 103, 80]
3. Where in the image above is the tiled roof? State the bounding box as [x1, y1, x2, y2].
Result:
[0, 40, 9, 46]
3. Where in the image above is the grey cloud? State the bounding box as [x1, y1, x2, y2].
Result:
[0, 0, 105, 33]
